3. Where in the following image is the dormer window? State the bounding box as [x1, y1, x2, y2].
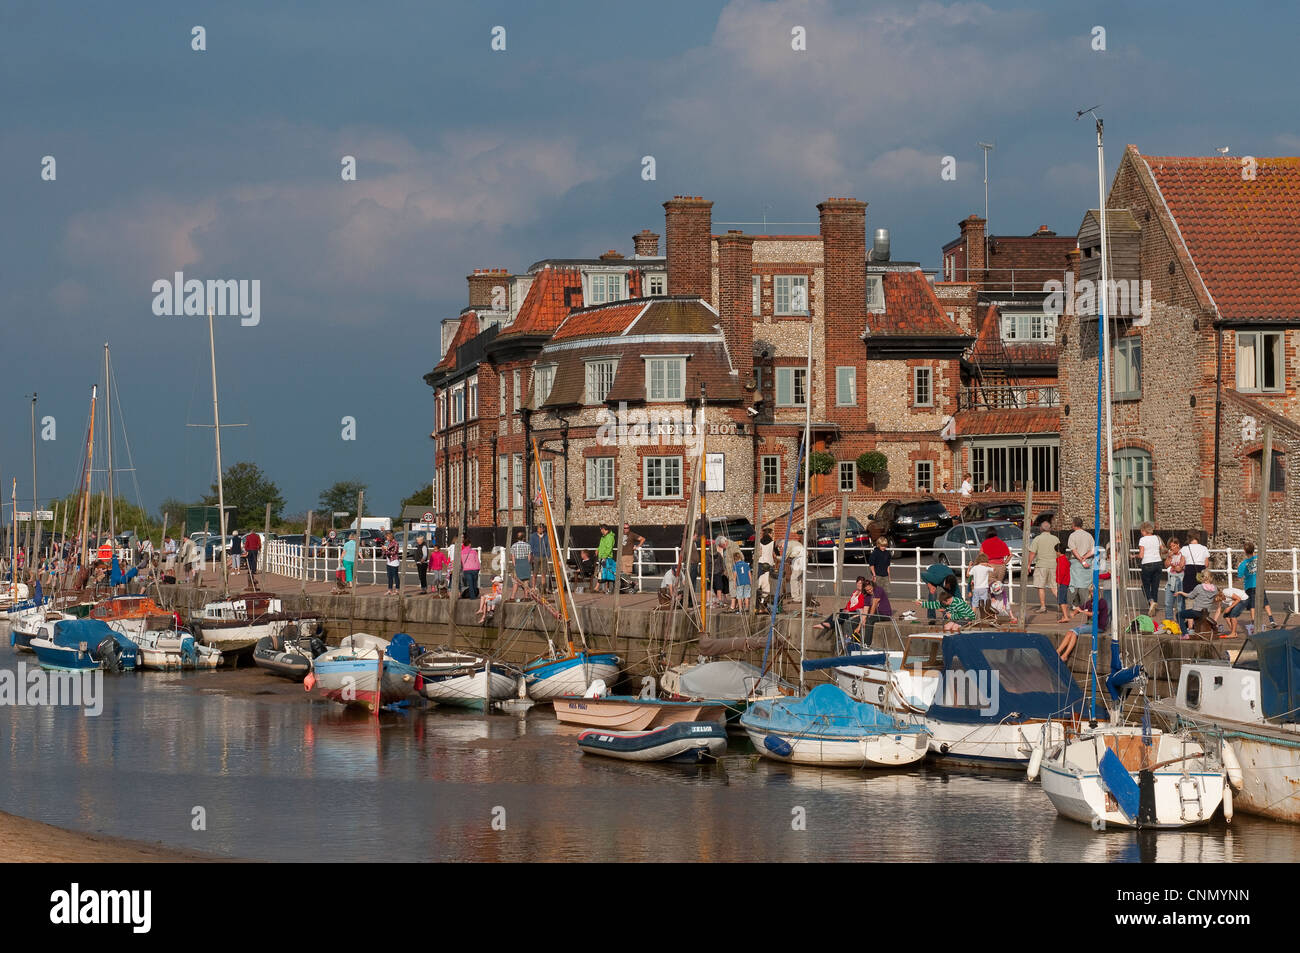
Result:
[587, 273, 626, 305]
[645, 357, 685, 402]
[865, 275, 885, 312]
[1002, 313, 1055, 342]
[645, 273, 666, 297]
[533, 365, 556, 406]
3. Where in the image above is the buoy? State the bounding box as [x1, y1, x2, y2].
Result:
[1026, 746, 1043, 781]
[1222, 743, 1243, 790]
[1223, 783, 1233, 822]
[764, 735, 794, 758]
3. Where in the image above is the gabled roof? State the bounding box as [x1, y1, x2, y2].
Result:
[864, 270, 969, 338]
[551, 301, 648, 342]
[432, 312, 479, 373]
[1135, 149, 1300, 321]
[498, 265, 585, 339]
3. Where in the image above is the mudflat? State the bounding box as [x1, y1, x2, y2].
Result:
[0, 810, 232, 862]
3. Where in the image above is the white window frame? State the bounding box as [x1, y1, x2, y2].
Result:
[644, 455, 683, 499]
[835, 366, 857, 406]
[450, 384, 465, 425]
[1236, 330, 1284, 394]
[585, 359, 618, 405]
[1001, 312, 1056, 343]
[776, 366, 808, 407]
[774, 275, 809, 315]
[645, 356, 686, 402]
[838, 461, 856, 493]
[469, 459, 479, 509]
[497, 454, 509, 511]
[468, 377, 478, 419]
[761, 455, 780, 495]
[915, 460, 933, 493]
[587, 272, 626, 305]
[752, 275, 762, 316]
[913, 366, 933, 407]
[865, 275, 885, 312]
[512, 370, 521, 412]
[1113, 337, 1142, 401]
[539, 459, 555, 503]
[645, 273, 666, 297]
[586, 457, 615, 500]
[533, 364, 556, 407]
[512, 454, 524, 509]
[498, 372, 506, 417]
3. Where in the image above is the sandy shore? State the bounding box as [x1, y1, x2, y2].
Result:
[0, 810, 234, 862]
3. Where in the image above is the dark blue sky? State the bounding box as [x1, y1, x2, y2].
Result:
[2, 0, 1296, 518]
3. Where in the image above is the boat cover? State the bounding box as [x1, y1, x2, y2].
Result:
[388, 633, 418, 664]
[676, 660, 794, 700]
[1254, 627, 1300, 724]
[924, 631, 1085, 724]
[802, 652, 888, 672]
[51, 618, 120, 646]
[747, 684, 913, 737]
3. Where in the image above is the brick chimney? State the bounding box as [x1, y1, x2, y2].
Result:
[819, 198, 867, 425]
[717, 230, 755, 380]
[633, 229, 660, 257]
[663, 196, 713, 298]
[598, 249, 624, 261]
[468, 268, 510, 309]
[958, 215, 986, 285]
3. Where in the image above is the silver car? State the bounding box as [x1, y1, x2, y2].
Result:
[929, 520, 1024, 575]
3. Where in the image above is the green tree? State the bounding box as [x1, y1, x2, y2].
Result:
[808, 451, 836, 476]
[400, 484, 433, 511]
[318, 480, 367, 520]
[158, 497, 190, 528]
[856, 451, 888, 491]
[202, 461, 285, 529]
[56, 492, 156, 541]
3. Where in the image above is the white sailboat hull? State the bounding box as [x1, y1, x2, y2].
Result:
[744, 726, 929, 767]
[420, 669, 518, 708]
[1039, 729, 1226, 830]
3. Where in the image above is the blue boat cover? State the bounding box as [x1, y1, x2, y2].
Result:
[1254, 627, 1300, 724]
[388, 633, 418, 664]
[743, 684, 915, 738]
[51, 618, 119, 646]
[802, 652, 887, 671]
[1098, 747, 1140, 821]
[924, 632, 1085, 724]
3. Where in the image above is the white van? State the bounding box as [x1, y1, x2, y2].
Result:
[350, 517, 393, 532]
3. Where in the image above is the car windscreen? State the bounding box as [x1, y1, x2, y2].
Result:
[900, 502, 948, 518]
[991, 524, 1023, 542]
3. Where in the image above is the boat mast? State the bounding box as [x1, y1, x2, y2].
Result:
[799, 315, 812, 693]
[105, 343, 115, 547]
[81, 386, 97, 571]
[10, 479, 17, 600]
[29, 393, 38, 564]
[208, 308, 230, 597]
[532, 437, 585, 652]
[698, 394, 707, 637]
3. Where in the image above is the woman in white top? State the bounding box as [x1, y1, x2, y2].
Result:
[1136, 522, 1164, 614]
[1181, 532, 1210, 595]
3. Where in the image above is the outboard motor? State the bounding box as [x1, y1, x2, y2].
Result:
[96, 636, 123, 672]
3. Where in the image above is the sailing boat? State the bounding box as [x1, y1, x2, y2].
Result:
[522, 438, 620, 700]
[743, 320, 928, 768]
[5, 397, 53, 636]
[1037, 113, 1226, 828]
[190, 309, 320, 661]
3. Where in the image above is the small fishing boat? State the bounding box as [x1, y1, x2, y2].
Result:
[1038, 723, 1227, 829]
[306, 633, 419, 711]
[524, 651, 621, 700]
[742, 683, 930, 768]
[29, 618, 139, 672]
[414, 649, 519, 709]
[253, 630, 327, 681]
[1155, 628, 1300, 823]
[578, 722, 729, 763]
[6, 582, 55, 651]
[553, 693, 728, 730]
[89, 593, 174, 639]
[192, 590, 322, 661]
[661, 659, 797, 718]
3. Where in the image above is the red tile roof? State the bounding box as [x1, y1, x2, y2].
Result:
[1140, 150, 1300, 321]
[550, 301, 647, 342]
[865, 270, 968, 336]
[433, 312, 479, 372]
[498, 265, 585, 339]
[955, 407, 1060, 437]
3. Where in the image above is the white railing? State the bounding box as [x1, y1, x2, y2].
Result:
[257, 540, 1300, 611]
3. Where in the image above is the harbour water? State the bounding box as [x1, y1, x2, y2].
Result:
[2, 637, 1298, 862]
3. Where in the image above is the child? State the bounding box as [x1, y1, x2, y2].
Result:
[968, 553, 993, 611]
[1217, 583, 1249, 638]
[1055, 543, 1072, 624]
[429, 546, 451, 597]
[733, 553, 752, 613]
[476, 575, 503, 624]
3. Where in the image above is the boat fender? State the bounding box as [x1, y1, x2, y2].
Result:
[1026, 746, 1043, 782]
[1221, 743, 1243, 791]
[763, 735, 794, 758]
[939, 743, 950, 755]
[1222, 783, 1233, 823]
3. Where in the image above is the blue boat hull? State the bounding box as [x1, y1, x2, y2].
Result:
[578, 722, 728, 763]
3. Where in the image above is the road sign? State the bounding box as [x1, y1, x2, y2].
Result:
[14, 511, 49, 521]
[421, 511, 434, 522]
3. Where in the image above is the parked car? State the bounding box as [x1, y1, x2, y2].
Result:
[710, 516, 755, 558]
[871, 499, 955, 550]
[808, 516, 873, 563]
[277, 534, 323, 550]
[929, 520, 1024, 575]
[958, 500, 1025, 528]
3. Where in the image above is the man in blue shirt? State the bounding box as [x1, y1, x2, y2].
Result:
[529, 524, 548, 592]
[733, 554, 752, 613]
